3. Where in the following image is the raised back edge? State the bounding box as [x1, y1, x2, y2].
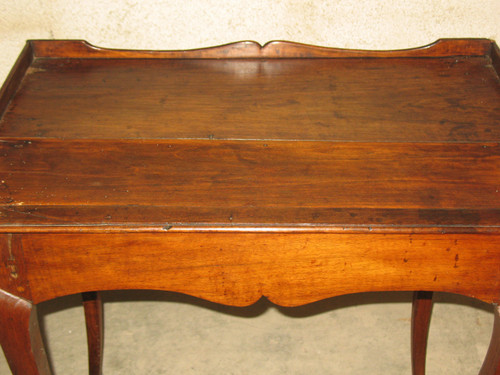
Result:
[0, 42, 33, 119]
[30, 38, 493, 59]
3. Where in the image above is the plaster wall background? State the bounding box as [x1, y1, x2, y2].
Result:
[1, 0, 499, 81]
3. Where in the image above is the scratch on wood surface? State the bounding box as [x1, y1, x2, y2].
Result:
[5, 234, 18, 279]
[25, 66, 47, 75]
[0, 206, 75, 224]
[6, 233, 13, 260]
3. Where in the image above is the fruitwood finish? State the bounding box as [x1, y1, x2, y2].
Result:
[0, 39, 499, 374]
[411, 291, 434, 375]
[82, 292, 103, 375]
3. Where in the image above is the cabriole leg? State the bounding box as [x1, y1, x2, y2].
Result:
[82, 291, 104, 375]
[479, 305, 500, 375]
[411, 291, 433, 375]
[0, 289, 52, 375]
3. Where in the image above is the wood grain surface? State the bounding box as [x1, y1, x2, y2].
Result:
[0, 139, 498, 230]
[19, 232, 500, 305]
[1, 55, 498, 141]
[0, 40, 497, 231]
[0, 38, 498, 375]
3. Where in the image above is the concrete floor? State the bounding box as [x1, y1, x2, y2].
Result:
[0, 291, 494, 374]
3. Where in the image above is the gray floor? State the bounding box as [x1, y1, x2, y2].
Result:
[0, 291, 494, 374]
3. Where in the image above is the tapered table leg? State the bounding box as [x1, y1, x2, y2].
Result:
[82, 291, 104, 375]
[0, 289, 52, 375]
[411, 291, 433, 375]
[479, 305, 500, 375]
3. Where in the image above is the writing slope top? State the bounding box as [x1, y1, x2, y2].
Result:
[0, 39, 499, 232]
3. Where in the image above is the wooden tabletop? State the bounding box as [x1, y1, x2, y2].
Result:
[0, 39, 498, 234]
[1, 39, 500, 375]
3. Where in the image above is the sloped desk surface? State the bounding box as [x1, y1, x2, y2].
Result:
[0, 39, 499, 374]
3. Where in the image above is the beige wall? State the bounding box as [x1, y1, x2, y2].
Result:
[0, 0, 499, 84]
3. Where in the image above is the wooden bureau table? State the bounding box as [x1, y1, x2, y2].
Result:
[0, 39, 499, 374]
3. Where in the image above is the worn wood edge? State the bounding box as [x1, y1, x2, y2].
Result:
[0, 205, 499, 232]
[490, 41, 500, 78]
[29, 38, 493, 59]
[2, 136, 500, 145]
[1, 204, 499, 219]
[0, 42, 33, 119]
[0, 234, 32, 300]
[2, 137, 500, 145]
[0, 224, 499, 234]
